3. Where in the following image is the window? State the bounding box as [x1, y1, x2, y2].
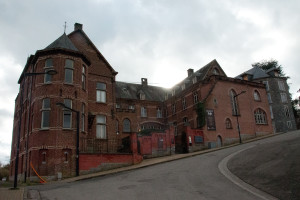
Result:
[172, 89, 175, 96]
[193, 92, 199, 104]
[254, 90, 261, 101]
[278, 80, 285, 91]
[82, 65, 86, 90]
[96, 83, 106, 103]
[64, 151, 69, 163]
[182, 98, 187, 110]
[192, 77, 197, 84]
[141, 106, 147, 117]
[41, 98, 50, 128]
[81, 103, 85, 132]
[172, 104, 176, 115]
[284, 105, 290, 118]
[254, 108, 267, 124]
[40, 151, 47, 164]
[230, 90, 239, 115]
[280, 93, 287, 103]
[157, 108, 162, 118]
[96, 115, 106, 139]
[267, 93, 272, 103]
[263, 81, 269, 91]
[123, 118, 131, 132]
[44, 58, 53, 83]
[139, 92, 145, 100]
[63, 99, 72, 128]
[270, 106, 274, 119]
[213, 68, 219, 75]
[183, 117, 188, 124]
[64, 59, 74, 84]
[225, 118, 232, 129]
[181, 84, 185, 91]
[128, 105, 135, 110]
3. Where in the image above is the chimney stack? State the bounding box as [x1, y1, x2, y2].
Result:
[187, 68, 194, 77]
[74, 23, 83, 31]
[141, 78, 148, 86]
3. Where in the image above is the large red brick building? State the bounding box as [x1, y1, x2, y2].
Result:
[10, 23, 274, 181]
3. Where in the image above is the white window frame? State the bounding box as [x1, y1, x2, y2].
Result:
[193, 92, 198, 104]
[96, 82, 106, 103]
[254, 109, 267, 124]
[96, 115, 106, 139]
[141, 106, 147, 117]
[157, 108, 162, 118]
[254, 90, 261, 101]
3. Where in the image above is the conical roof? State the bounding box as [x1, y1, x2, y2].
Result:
[45, 33, 78, 51]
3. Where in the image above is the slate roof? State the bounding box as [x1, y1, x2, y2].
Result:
[115, 81, 168, 101]
[45, 33, 78, 51]
[235, 66, 270, 80]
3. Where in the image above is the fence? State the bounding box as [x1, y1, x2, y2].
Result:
[80, 136, 131, 154]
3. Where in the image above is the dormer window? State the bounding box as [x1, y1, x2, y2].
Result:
[172, 89, 176, 96]
[181, 84, 185, 91]
[213, 68, 219, 75]
[139, 92, 145, 100]
[192, 77, 197, 84]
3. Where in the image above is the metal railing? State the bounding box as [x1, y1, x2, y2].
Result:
[80, 137, 131, 154]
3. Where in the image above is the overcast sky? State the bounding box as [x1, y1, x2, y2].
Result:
[1, 0, 300, 164]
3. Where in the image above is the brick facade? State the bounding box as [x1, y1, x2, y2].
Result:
[10, 23, 275, 181]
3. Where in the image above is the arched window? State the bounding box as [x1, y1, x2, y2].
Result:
[123, 118, 131, 132]
[253, 90, 261, 101]
[230, 90, 239, 115]
[225, 118, 232, 129]
[254, 109, 267, 124]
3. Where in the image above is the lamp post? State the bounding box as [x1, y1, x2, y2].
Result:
[56, 102, 80, 176]
[234, 91, 246, 144]
[13, 69, 57, 189]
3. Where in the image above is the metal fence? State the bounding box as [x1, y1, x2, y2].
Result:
[80, 136, 131, 154]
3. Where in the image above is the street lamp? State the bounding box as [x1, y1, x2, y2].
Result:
[13, 69, 57, 189]
[56, 102, 80, 176]
[234, 91, 246, 144]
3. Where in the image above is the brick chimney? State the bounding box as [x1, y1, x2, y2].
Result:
[74, 23, 83, 31]
[187, 69, 194, 77]
[141, 78, 148, 86]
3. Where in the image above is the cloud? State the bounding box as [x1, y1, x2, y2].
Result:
[0, 0, 300, 164]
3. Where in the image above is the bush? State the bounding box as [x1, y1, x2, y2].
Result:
[0, 162, 10, 181]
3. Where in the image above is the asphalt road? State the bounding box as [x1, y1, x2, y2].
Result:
[228, 130, 300, 200]
[27, 131, 299, 200]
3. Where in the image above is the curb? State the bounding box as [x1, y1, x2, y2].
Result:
[60, 132, 281, 183]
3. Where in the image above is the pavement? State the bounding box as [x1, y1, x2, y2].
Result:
[0, 131, 291, 200]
